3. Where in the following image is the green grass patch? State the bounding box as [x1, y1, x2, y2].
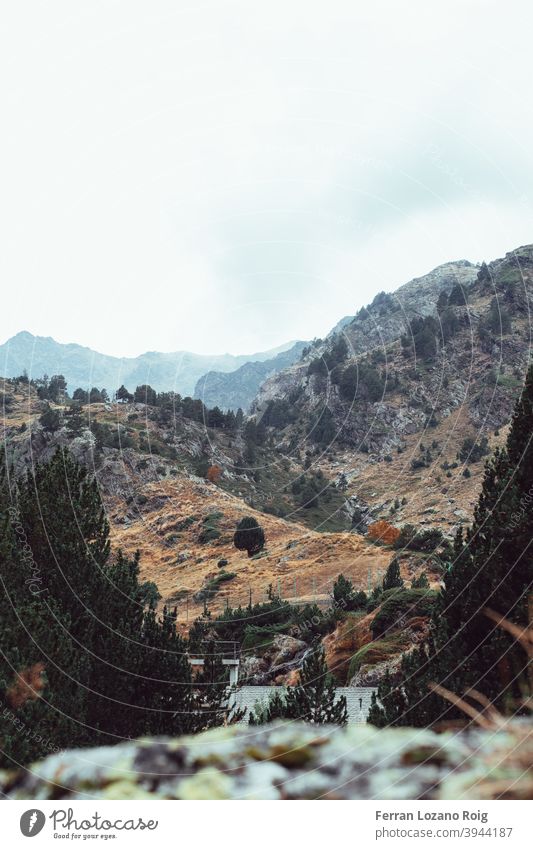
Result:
[241, 622, 294, 652]
[347, 633, 408, 681]
[193, 571, 236, 603]
[371, 589, 437, 639]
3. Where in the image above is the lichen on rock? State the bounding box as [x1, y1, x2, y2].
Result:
[1, 720, 530, 800]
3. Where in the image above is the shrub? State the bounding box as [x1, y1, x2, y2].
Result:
[198, 527, 221, 544]
[365, 585, 383, 612]
[193, 571, 236, 603]
[367, 520, 400, 545]
[393, 524, 443, 552]
[347, 634, 408, 682]
[457, 436, 489, 463]
[208, 597, 292, 643]
[198, 512, 223, 544]
[206, 464, 222, 483]
[39, 405, 61, 432]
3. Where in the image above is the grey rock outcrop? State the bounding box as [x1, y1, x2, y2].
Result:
[2, 721, 530, 800]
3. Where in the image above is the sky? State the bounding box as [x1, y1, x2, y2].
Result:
[1, 0, 533, 357]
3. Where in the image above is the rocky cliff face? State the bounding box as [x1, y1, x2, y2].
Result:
[2, 721, 530, 800]
[253, 259, 479, 411]
[247, 246, 533, 532]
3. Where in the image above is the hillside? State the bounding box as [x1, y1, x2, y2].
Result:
[0, 373, 496, 691]
[0, 331, 295, 398]
[0, 382, 391, 625]
[249, 246, 533, 528]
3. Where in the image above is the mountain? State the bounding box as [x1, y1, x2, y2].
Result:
[2, 244, 531, 700]
[193, 341, 307, 411]
[252, 258, 481, 414]
[327, 315, 355, 336]
[248, 245, 533, 529]
[0, 332, 296, 398]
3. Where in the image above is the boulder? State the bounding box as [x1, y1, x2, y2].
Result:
[264, 635, 307, 668]
[2, 721, 530, 800]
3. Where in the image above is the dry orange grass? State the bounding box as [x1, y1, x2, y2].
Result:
[107, 476, 391, 628]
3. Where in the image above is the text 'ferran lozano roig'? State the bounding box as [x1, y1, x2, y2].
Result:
[376, 810, 489, 824]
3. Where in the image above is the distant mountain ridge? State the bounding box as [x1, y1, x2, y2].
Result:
[0, 331, 296, 398]
[194, 341, 307, 411]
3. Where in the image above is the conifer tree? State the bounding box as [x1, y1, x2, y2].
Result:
[382, 557, 404, 591]
[370, 365, 533, 726]
[0, 450, 230, 766]
[233, 516, 265, 557]
[251, 643, 347, 725]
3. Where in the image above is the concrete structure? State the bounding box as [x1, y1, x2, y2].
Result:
[229, 685, 376, 724]
[189, 656, 240, 687]
[190, 646, 376, 724]
[189, 640, 241, 687]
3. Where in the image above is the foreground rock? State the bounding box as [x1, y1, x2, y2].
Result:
[2, 721, 531, 800]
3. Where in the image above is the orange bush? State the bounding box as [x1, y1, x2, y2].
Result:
[6, 663, 46, 709]
[367, 519, 400, 545]
[206, 464, 222, 483]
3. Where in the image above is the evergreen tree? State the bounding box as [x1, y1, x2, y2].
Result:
[48, 374, 67, 403]
[0, 450, 229, 766]
[371, 365, 533, 727]
[448, 283, 468, 305]
[0, 457, 86, 764]
[134, 384, 157, 406]
[382, 557, 404, 591]
[72, 387, 89, 404]
[191, 639, 247, 728]
[88, 387, 103, 403]
[233, 516, 265, 557]
[332, 574, 355, 608]
[116, 385, 133, 403]
[251, 643, 347, 725]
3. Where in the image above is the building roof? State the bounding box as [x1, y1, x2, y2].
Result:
[229, 685, 376, 725]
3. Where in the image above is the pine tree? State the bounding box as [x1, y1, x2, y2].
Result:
[0, 457, 86, 765]
[1, 450, 230, 765]
[251, 643, 347, 725]
[382, 557, 404, 591]
[233, 516, 265, 557]
[370, 365, 533, 727]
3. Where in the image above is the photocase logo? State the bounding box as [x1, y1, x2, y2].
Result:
[20, 809, 46, 837]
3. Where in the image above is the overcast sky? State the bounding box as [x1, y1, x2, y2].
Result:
[1, 1, 533, 357]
